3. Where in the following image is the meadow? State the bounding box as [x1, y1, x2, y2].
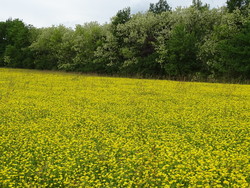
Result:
[0, 68, 250, 187]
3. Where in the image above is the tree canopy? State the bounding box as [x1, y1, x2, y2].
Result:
[149, 0, 171, 14]
[0, 1, 250, 82]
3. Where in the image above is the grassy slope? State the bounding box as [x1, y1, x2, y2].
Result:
[0, 68, 250, 187]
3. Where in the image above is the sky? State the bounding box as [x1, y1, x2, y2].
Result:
[0, 0, 226, 28]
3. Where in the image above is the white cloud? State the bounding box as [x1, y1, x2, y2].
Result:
[0, 0, 226, 28]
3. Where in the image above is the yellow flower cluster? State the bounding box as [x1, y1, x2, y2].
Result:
[0, 68, 250, 187]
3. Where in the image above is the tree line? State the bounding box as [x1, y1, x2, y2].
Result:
[0, 0, 250, 81]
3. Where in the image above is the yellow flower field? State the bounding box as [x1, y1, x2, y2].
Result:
[0, 68, 250, 187]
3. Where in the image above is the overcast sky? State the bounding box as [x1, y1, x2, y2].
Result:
[1, 0, 226, 28]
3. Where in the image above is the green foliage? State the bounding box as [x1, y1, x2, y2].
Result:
[199, 8, 250, 79]
[0, 19, 33, 68]
[56, 28, 75, 71]
[226, 0, 250, 12]
[157, 23, 198, 77]
[111, 7, 131, 26]
[149, 0, 171, 14]
[115, 12, 163, 76]
[30, 25, 73, 70]
[1, 2, 250, 82]
[71, 22, 104, 72]
[0, 22, 7, 66]
[192, 0, 209, 11]
[94, 31, 121, 74]
[93, 8, 132, 74]
[111, 7, 131, 39]
[216, 21, 250, 79]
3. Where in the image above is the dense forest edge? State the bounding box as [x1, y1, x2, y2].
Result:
[0, 0, 250, 83]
